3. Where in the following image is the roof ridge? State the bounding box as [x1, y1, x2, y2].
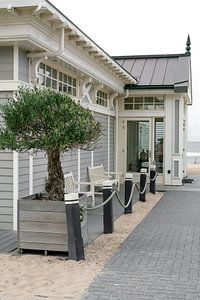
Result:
[113, 53, 188, 59]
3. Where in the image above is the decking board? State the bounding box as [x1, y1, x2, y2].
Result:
[0, 230, 17, 253]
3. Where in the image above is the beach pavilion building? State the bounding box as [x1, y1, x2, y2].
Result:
[0, 0, 192, 230]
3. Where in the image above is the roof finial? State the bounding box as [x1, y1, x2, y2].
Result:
[185, 34, 191, 55]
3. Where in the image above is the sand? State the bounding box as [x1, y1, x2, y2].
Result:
[187, 163, 200, 175]
[0, 192, 163, 300]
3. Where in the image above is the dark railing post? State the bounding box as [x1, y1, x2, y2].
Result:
[139, 168, 147, 202]
[65, 192, 85, 261]
[103, 180, 114, 234]
[124, 173, 133, 214]
[150, 165, 156, 194]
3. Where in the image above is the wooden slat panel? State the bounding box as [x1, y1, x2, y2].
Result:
[19, 199, 65, 212]
[20, 232, 67, 244]
[19, 242, 68, 252]
[19, 211, 66, 223]
[20, 222, 67, 234]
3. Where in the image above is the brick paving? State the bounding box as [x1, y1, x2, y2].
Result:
[82, 188, 200, 300]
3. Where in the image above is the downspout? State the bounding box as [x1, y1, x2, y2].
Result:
[115, 89, 129, 174]
[27, 26, 65, 83]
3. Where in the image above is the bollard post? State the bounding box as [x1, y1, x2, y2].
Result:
[103, 180, 114, 234]
[124, 173, 133, 214]
[65, 193, 85, 261]
[150, 165, 156, 194]
[139, 168, 147, 202]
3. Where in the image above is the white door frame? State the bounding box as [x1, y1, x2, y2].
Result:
[125, 117, 153, 175]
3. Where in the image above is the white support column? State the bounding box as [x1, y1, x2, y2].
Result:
[78, 148, 80, 192]
[13, 43, 19, 81]
[115, 99, 119, 173]
[29, 150, 33, 195]
[13, 151, 19, 231]
[108, 115, 110, 174]
[91, 150, 94, 167]
[13, 43, 19, 231]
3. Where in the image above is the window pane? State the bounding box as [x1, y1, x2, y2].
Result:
[68, 86, 72, 95]
[52, 80, 57, 90]
[134, 97, 143, 103]
[52, 68, 57, 79]
[59, 72, 63, 81]
[64, 74, 67, 83]
[68, 76, 72, 85]
[124, 104, 133, 110]
[154, 118, 164, 173]
[59, 82, 62, 92]
[38, 75, 45, 85]
[46, 65, 51, 77]
[63, 84, 67, 93]
[46, 77, 51, 87]
[135, 104, 143, 110]
[39, 63, 45, 74]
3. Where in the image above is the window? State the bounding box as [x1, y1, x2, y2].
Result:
[96, 90, 108, 107]
[38, 63, 76, 97]
[124, 97, 164, 110]
[154, 118, 164, 173]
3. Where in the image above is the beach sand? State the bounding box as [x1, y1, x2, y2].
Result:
[187, 163, 200, 175]
[0, 192, 163, 300]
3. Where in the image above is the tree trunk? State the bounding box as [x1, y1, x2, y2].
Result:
[46, 149, 64, 201]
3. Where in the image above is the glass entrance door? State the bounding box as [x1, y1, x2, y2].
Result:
[127, 120, 150, 172]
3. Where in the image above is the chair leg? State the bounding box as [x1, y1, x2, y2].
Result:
[117, 182, 120, 192]
[91, 185, 95, 207]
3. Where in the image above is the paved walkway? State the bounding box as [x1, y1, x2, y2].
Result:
[83, 178, 200, 299]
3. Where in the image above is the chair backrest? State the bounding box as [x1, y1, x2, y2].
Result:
[88, 164, 105, 182]
[64, 172, 77, 193]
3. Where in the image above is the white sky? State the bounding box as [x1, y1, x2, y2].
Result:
[51, 0, 200, 142]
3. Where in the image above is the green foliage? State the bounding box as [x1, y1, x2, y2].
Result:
[0, 87, 102, 152]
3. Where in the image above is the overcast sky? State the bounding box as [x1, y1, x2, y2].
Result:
[51, 0, 200, 142]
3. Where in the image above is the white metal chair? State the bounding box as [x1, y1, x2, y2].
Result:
[64, 172, 94, 206]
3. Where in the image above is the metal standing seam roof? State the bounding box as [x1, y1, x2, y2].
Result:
[112, 54, 191, 92]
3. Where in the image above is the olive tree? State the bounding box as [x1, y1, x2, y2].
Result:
[0, 87, 102, 201]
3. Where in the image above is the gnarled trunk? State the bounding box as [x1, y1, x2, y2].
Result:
[46, 149, 64, 201]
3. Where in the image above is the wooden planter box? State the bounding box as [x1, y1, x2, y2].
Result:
[17, 194, 87, 254]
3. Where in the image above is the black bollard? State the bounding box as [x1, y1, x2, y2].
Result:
[139, 168, 147, 202]
[150, 165, 156, 194]
[103, 180, 114, 234]
[124, 173, 133, 214]
[65, 193, 85, 261]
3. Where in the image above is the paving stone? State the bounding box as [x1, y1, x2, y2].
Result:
[82, 189, 200, 299]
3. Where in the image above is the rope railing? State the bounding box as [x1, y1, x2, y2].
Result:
[135, 180, 148, 195]
[80, 169, 158, 214]
[115, 183, 135, 208]
[149, 171, 159, 182]
[83, 190, 116, 211]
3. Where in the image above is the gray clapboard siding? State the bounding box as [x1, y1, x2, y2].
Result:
[33, 151, 48, 193]
[19, 153, 29, 198]
[0, 149, 13, 230]
[110, 116, 115, 172]
[0, 46, 13, 80]
[93, 113, 108, 169]
[80, 150, 91, 180]
[80, 150, 91, 191]
[62, 150, 78, 179]
[0, 93, 14, 230]
[19, 48, 29, 83]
